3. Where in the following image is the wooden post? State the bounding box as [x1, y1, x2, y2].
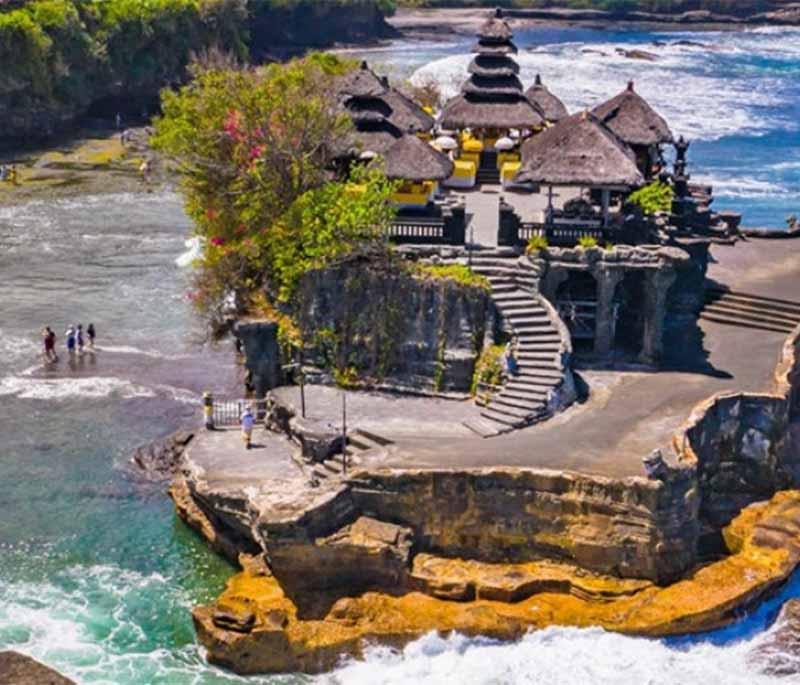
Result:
[341, 391, 348, 474]
[203, 391, 214, 430]
[601, 188, 610, 228]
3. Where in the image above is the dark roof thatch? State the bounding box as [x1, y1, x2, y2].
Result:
[344, 96, 393, 124]
[462, 74, 524, 97]
[335, 61, 387, 99]
[592, 81, 673, 147]
[468, 54, 519, 78]
[334, 120, 403, 158]
[471, 40, 518, 56]
[441, 94, 544, 130]
[477, 8, 513, 43]
[382, 89, 435, 134]
[382, 135, 454, 182]
[525, 74, 569, 123]
[515, 111, 644, 187]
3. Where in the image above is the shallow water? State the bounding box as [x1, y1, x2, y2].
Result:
[0, 23, 799, 684]
[345, 24, 800, 228]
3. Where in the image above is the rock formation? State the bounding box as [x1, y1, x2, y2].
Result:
[0, 651, 74, 685]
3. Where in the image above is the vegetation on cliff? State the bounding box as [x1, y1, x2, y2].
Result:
[0, 0, 395, 140]
[628, 180, 674, 215]
[151, 55, 398, 326]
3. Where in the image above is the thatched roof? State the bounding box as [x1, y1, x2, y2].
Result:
[334, 120, 403, 158]
[335, 61, 387, 99]
[525, 74, 569, 123]
[382, 135, 454, 182]
[441, 93, 544, 130]
[478, 8, 513, 43]
[468, 54, 519, 78]
[344, 96, 392, 124]
[463, 74, 524, 97]
[472, 40, 518, 56]
[515, 111, 644, 187]
[592, 81, 673, 147]
[382, 89, 435, 134]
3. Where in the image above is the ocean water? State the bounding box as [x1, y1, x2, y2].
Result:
[0, 23, 799, 685]
[346, 24, 800, 228]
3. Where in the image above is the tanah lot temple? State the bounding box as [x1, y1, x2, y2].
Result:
[169, 8, 800, 677]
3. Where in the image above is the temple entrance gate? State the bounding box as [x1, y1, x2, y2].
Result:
[556, 271, 598, 354]
[612, 271, 646, 358]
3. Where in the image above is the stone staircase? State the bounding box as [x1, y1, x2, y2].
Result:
[477, 150, 500, 185]
[462, 252, 574, 436]
[308, 429, 392, 482]
[701, 287, 800, 335]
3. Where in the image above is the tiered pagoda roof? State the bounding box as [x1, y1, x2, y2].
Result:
[592, 81, 673, 147]
[441, 9, 543, 130]
[525, 74, 569, 124]
[335, 62, 434, 135]
[332, 62, 451, 181]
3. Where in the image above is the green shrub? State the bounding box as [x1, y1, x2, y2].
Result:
[471, 344, 505, 396]
[414, 263, 491, 291]
[525, 235, 549, 254]
[627, 181, 675, 215]
[577, 235, 598, 249]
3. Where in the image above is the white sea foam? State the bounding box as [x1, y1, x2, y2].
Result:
[325, 626, 783, 685]
[0, 331, 40, 364]
[96, 344, 191, 361]
[0, 376, 156, 401]
[693, 174, 791, 199]
[175, 236, 203, 267]
[411, 28, 800, 142]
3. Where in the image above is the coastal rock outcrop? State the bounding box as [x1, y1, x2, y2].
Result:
[750, 599, 800, 676]
[131, 430, 194, 480]
[192, 490, 800, 675]
[0, 651, 75, 685]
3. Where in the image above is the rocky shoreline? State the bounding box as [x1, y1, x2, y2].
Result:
[389, 5, 800, 40]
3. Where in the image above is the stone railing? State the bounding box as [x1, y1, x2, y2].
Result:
[388, 206, 466, 246]
[674, 324, 800, 531]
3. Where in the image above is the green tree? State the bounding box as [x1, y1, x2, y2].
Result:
[152, 55, 397, 323]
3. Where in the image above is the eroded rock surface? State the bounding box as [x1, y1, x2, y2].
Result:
[0, 651, 74, 685]
[750, 599, 800, 676]
[192, 491, 800, 675]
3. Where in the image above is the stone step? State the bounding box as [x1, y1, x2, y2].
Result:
[462, 416, 504, 438]
[509, 321, 553, 332]
[485, 401, 537, 419]
[480, 407, 524, 426]
[492, 395, 546, 412]
[705, 288, 800, 315]
[704, 295, 800, 322]
[505, 380, 553, 394]
[702, 303, 800, 328]
[699, 312, 794, 334]
[509, 372, 561, 385]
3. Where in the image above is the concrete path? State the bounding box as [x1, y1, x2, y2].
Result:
[465, 186, 501, 247]
[360, 238, 799, 479]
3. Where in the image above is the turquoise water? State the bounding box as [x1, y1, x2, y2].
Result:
[0, 23, 799, 685]
[347, 24, 800, 228]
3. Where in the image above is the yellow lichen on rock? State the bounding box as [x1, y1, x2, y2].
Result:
[193, 490, 800, 675]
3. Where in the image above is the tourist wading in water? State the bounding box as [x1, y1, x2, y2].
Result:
[65, 325, 76, 355]
[87, 323, 96, 349]
[42, 327, 57, 363]
[241, 406, 255, 449]
[76, 324, 85, 354]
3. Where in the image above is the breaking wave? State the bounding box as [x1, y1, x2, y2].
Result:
[0, 376, 156, 401]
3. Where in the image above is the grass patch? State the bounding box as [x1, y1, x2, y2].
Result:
[414, 263, 491, 291]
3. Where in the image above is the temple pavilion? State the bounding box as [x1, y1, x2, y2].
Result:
[333, 61, 451, 210]
[514, 111, 644, 228]
[440, 8, 544, 189]
[592, 81, 674, 179]
[525, 74, 569, 124]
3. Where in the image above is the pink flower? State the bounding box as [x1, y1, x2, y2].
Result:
[223, 109, 244, 141]
[210, 236, 225, 247]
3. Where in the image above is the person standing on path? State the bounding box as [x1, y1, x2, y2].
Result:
[65, 325, 76, 356]
[87, 323, 96, 349]
[241, 405, 255, 450]
[76, 324, 85, 354]
[42, 327, 57, 363]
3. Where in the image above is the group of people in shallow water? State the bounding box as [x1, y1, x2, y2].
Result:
[42, 323, 96, 363]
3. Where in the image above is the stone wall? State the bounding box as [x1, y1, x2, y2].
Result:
[676, 325, 800, 533]
[235, 320, 281, 398]
[295, 259, 490, 394]
[349, 467, 698, 584]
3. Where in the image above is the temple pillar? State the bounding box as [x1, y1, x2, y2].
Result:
[640, 268, 677, 366]
[594, 268, 624, 358]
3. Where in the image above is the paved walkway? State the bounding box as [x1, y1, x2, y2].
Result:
[360, 238, 800, 478]
[465, 186, 501, 247]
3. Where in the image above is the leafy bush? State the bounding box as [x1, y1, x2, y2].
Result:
[152, 55, 397, 323]
[471, 344, 505, 396]
[525, 235, 549, 254]
[577, 235, 598, 249]
[414, 263, 491, 291]
[628, 181, 674, 215]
